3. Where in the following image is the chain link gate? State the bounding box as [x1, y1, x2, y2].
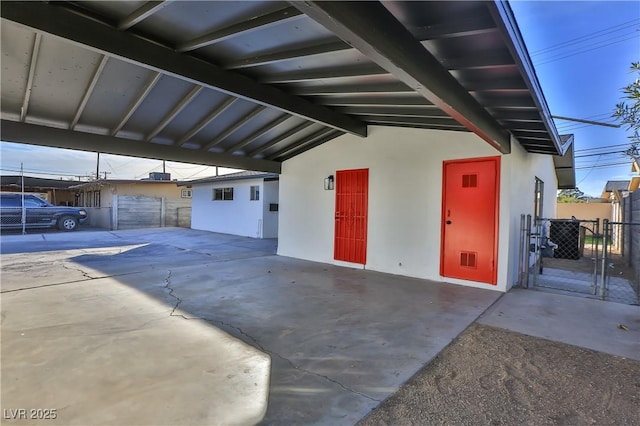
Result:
[599, 220, 640, 304]
[519, 215, 640, 305]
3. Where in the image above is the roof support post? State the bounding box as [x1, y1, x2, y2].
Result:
[292, 1, 511, 153]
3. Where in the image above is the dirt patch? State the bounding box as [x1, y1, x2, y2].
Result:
[359, 324, 640, 426]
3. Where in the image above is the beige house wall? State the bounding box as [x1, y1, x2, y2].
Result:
[77, 182, 185, 208]
[556, 203, 612, 223]
[113, 183, 183, 199]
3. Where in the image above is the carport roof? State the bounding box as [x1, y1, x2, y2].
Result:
[0, 175, 79, 190]
[1, 1, 569, 174]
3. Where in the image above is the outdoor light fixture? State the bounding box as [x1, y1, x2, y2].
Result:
[324, 175, 334, 190]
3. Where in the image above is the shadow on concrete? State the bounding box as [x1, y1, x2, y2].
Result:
[1, 228, 500, 425]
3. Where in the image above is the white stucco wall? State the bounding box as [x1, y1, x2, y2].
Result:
[262, 180, 279, 238]
[191, 178, 273, 238]
[278, 126, 559, 292]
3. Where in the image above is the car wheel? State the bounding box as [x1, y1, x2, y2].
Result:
[58, 215, 78, 231]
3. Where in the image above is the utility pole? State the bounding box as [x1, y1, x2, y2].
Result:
[96, 152, 100, 180]
[102, 171, 111, 180]
[162, 160, 166, 174]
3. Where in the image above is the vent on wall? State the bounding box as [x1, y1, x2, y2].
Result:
[460, 251, 477, 268]
[462, 174, 478, 188]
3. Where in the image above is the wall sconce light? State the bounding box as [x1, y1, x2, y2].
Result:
[324, 175, 334, 190]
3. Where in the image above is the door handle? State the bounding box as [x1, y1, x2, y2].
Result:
[446, 220, 452, 225]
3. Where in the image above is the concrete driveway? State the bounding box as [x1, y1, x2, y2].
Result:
[1, 228, 500, 425]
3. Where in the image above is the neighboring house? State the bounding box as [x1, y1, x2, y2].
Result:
[601, 180, 632, 203]
[0, 175, 80, 205]
[182, 171, 279, 239]
[602, 180, 632, 230]
[70, 174, 192, 229]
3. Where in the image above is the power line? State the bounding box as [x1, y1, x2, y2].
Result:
[555, 112, 618, 125]
[535, 33, 639, 66]
[532, 19, 640, 56]
[575, 142, 634, 153]
[183, 165, 212, 179]
[0, 167, 91, 178]
[576, 161, 632, 170]
[575, 150, 626, 159]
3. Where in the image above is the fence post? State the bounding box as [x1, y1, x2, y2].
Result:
[518, 214, 525, 287]
[599, 219, 609, 299]
[161, 197, 166, 228]
[591, 219, 599, 295]
[112, 195, 118, 231]
[523, 214, 532, 289]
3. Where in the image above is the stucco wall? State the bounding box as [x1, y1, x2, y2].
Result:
[111, 183, 183, 200]
[77, 182, 184, 207]
[278, 126, 559, 292]
[262, 180, 279, 238]
[500, 138, 558, 287]
[556, 202, 612, 223]
[191, 178, 270, 238]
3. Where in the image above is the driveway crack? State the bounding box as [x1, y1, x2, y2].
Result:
[163, 270, 182, 316]
[60, 262, 95, 280]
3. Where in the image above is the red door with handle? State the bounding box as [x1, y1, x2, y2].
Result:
[334, 168, 368, 264]
[441, 157, 499, 284]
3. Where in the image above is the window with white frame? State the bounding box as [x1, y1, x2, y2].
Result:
[250, 185, 260, 201]
[181, 189, 192, 198]
[213, 187, 234, 201]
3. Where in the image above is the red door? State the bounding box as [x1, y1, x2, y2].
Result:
[441, 157, 500, 284]
[334, 169, 368, 264]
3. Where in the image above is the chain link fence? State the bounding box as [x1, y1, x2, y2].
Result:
[519, 215, 639, 305]
[599, 220, 640, 304]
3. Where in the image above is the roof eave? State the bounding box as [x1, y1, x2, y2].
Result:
[553, 135, 576, 189]
[488, 0, 564, 155]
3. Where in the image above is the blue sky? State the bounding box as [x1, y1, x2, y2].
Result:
[510, 0, 640, 197]
[1, 1, 639, 194]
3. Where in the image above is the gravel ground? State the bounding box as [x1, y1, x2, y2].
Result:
[359, 324, 640, 426]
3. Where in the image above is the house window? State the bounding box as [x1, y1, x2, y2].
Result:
[181, 189, 192, 198]
[250, 185, 260, 201]
[534, 178, 544, 221]
[213, 187, 234, 201]
[94, 191, 101, 208]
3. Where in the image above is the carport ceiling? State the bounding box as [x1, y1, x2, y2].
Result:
[1, 1, 565, 174]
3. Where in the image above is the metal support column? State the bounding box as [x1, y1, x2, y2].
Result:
[599, 219, 609, 299]
[523, 214, 532, 289]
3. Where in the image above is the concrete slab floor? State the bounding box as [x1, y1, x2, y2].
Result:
[1, 229, 500, 425]
[478, 288, 640, 361]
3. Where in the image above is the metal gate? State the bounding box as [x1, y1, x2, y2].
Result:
[518, 215, 640, 305]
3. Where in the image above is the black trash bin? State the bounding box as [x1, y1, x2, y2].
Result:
[550, 220, 581, 260]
